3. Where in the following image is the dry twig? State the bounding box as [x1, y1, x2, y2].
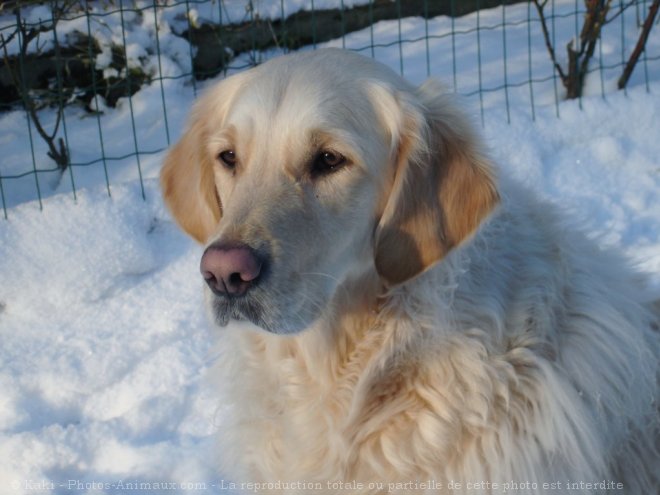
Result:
[1, 10, 69, 171]
[533, 0, 613, 99]
[618, 0, 660, 89]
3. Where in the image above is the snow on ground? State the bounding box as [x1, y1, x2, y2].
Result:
[1, 1, 659, 493]
[0, 181, 222, 493]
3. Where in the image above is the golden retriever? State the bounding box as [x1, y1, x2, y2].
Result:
[161, 49, 659, 494]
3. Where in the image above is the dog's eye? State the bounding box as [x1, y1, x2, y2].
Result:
[218, 150, 237, 169]
[312, 151, 346, 177]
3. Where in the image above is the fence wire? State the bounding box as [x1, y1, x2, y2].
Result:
[0, 0, 658, 217]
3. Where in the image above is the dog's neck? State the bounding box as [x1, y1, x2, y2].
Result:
[282, 261, 459, 386]
[225, 253, 465, 404]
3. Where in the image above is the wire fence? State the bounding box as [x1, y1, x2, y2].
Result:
[0, 0, 658, 217]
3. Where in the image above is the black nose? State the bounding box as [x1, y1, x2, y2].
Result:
[200, 243, 263, 296]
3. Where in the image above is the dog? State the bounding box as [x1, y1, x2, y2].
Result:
[161, 49, 659, 494]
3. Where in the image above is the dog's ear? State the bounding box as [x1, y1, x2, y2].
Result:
[372, 80, 499, 286]
[161, 74, 249, 243]
[161, 117, 219, 243]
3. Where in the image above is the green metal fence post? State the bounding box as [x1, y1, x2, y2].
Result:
[50, 1, 76, 201]
[0, 174, 7, 219]
[17, 9, 44, 211]
[85, 5, 111, 197]
[184, 0, 198, 94]
[396, 0, 404, 75]
[369, 0, 375, 58]
[152, 2, 171, 146]
[527, 0, 537, 120]
[620, 0, 628, 96]
[119, 0, 146, 200]
[424, 0, 430, 77]
[451, 0, 458, 92]
[476, 0, 486, 126]
[551, 0, 561, 118]
[501, 0, 511, 123]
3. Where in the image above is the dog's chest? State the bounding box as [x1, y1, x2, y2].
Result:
[222, 324, 520, 485]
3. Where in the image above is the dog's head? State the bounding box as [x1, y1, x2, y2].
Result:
[161, 49, 498, 334]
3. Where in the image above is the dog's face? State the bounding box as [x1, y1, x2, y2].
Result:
[161, 49, 498, 334]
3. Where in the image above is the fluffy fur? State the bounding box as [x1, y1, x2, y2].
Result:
[161, 49, 659, 494]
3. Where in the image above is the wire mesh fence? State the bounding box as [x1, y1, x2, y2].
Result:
[1, 0, 658, 218]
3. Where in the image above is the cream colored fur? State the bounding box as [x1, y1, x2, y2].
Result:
[161, 49, 660, 494]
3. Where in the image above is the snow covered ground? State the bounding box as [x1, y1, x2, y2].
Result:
[1, 1, 659, 493]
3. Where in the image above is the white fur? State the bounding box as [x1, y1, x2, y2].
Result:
[162, 49, 660, 494]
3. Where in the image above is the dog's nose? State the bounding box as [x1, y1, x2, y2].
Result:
[200, 243, 263, 296]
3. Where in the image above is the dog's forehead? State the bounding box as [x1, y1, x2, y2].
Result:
[228, 71, 360, 128]
[208, 50, 411, 169]
[222, 50, 404, 132]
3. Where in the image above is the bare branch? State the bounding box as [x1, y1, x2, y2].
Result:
[579, 1, 612, 50]
[618, 0, 660, 89]
[605, 0, 637, 25]
[0, 28, 17, 49]
[577, 0, 611, 75]
[532, 0, 568, 83]
[266, 19, 280, 50]
[2, 13, 69, 171]
[535, 0, 614, 99]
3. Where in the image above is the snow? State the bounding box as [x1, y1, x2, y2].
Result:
[1, 1, 659, 493]
[0, 182, 221, 492]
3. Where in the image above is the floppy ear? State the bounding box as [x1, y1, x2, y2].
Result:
[160, 74, 248, 243]
[373, 80, 499, 286]
[160, 118, 220, 243]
